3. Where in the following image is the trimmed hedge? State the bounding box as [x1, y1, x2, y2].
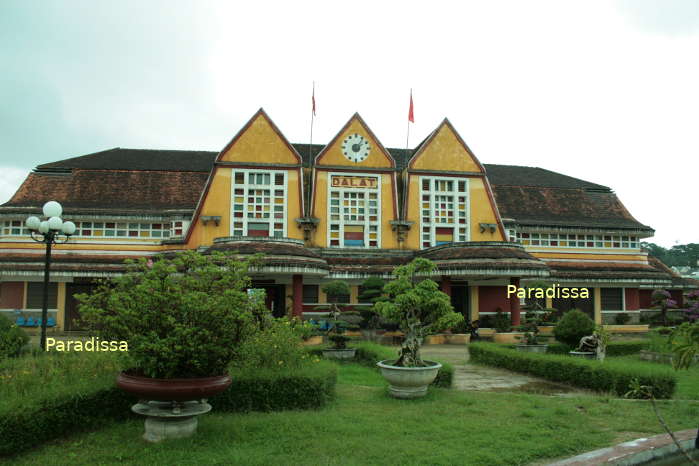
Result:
[470, 342, 676, 399]
[212, 362, 337, 412]
[308, 342, 454, 388]
[546, 340, 649, 356]
[0, 353, 337, 458]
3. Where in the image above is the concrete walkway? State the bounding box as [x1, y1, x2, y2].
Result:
[420, 344, 592, 397]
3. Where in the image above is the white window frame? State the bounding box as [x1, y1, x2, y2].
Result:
[326, 171, 382, 248]
[419, 176, 470, 248]
[230, 168, 288, 239]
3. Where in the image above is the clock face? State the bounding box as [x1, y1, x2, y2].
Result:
[341, 133, 371, 163]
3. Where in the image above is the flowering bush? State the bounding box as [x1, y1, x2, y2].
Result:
[651, 290, 678, 327]
[682, 290, 699, 322]
[77, 250, 269, 378]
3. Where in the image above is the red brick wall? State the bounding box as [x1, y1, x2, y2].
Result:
[479, 286, 510, 315]
[639, 290, 653, 309]
[0, 282, 24, 309]
[624, 288, 640, 311]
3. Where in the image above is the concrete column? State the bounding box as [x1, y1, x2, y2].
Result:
[56, 283, 66, 331]
[470, 286, 479, 323]
[292, 274, 303, 318]
[510, 278, 521, 326]
[440, 276, 451, 297]
[593, 287, 602, 325]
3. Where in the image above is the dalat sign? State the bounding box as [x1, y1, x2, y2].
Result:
[331, 176, 378, 189]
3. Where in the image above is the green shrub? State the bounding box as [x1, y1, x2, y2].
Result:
[232, 317, 309, 370]
[211, 362, 337, 412]
[0, 315, 29, 359]
[469, 342, 675, 398]
[647, 328, 674, 353]
[493, 310, 512, 333]
[547, 340, 649, 356]
[553, 309, 595, 347]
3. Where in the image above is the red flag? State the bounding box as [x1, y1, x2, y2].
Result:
[312, 88, 316, 116]
[408, 91, 414, 123]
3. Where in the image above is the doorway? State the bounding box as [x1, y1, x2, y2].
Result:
[451, 285, 471, 322]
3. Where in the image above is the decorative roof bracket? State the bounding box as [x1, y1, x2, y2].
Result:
[201, 216, 221, 226]
[390, 220, 414, 243]
[479, 223, 497, 234]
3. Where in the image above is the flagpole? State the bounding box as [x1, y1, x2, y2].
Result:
[406, 88, 412, 150]
[309, 81, 315, 167]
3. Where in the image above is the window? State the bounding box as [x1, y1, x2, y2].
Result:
[1, 220, 28, 237]
[231, 169, 287, 238]
[509, 231, 639, 249]
[327, 174, 380, 248]
[601, 288, 623, 310]
[328, 291, 350, 304]
[74, 221, 174, 239]
[302, 285, 319, 304]
[26, 283, 58, 309]
[419, 176, 469, 248]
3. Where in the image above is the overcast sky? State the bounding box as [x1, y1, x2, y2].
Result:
[1, 0, 697, 248]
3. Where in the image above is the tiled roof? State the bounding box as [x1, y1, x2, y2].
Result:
[4, 147, 651, 232]
[3, 169, 208, 211]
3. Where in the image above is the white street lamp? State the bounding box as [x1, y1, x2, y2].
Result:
[25, 201, 75, 351]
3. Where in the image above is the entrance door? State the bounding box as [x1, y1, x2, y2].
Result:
[65, 283, 96, 331]
[451, 285, 470, 322]
[251, 283, 287, 318]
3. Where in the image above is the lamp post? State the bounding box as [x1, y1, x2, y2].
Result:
[25, 201, 76, 351]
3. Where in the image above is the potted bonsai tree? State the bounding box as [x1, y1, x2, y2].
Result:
[515, 311, 548, 353]
[321, 280, 356, 359]
[374, 258, 462, 398]
[492, 308, 524, 344]
[77, 250, 268, 442]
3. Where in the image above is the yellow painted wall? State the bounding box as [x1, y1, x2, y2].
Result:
[403, 175, 504, 249]
[411, 122, 482, 172]
[594, 287, 602, 324]
[470, 286, 479, 321]
[219, 112, 300, 165]
[350, 285, 359, 304]
[187, 167, 304, 247]
[311, 171, 398, 248]
[534, 252, 647, 261]
[316, 118, 393, 168]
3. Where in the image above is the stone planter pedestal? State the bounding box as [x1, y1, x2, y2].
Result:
[516, 344, 548, 353]
[132, 400, 211, 443]
[302, 335, 323, 346]
[444, 334, 470, 345]
[569, 351, 595, 359]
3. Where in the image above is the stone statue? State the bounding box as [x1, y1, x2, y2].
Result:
[577, 332, 606, 360]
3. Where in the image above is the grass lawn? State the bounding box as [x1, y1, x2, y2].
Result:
[9, 361, 699, 466]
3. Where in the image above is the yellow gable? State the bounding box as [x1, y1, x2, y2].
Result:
[218, 109, 301, 165]
[410, 119, 483, 173]
[316, 114, 394, 169]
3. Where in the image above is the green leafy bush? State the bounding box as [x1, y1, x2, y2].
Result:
[469, 342, 675, 398]
[77, 250, 269, 378]
[553, 309, 595, 347]
[493, 310, 512, 333]
[0, 315, 28, 359]
[232, 317, 310, 370]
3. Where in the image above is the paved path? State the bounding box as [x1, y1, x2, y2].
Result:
[420, 344, 592, 397]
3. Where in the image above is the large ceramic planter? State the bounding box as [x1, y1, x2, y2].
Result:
[376, 360, 442, 399]
[516, 344, 548, 353]
[302, 335, 323, 346]
[537, 325, 555, 335]
[116, 372, 232, 402]
[322, 348, 356, 359]
[444, 333, 470, 345]
[493, 332, 525, 344]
